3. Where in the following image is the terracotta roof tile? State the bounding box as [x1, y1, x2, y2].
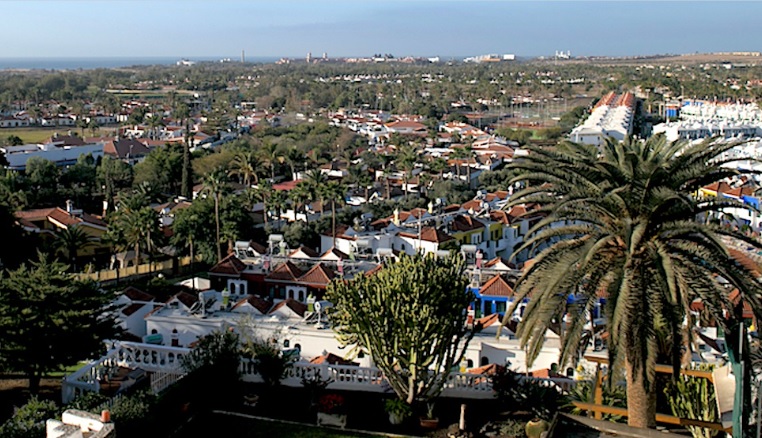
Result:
[268, 298, 308, 317]
[209, 254, 247, 276]
[267, 261, 303, 281]
[479, 275, 514, 297]
[298, 263, 336, 287]
[232, 294, 272, 314]
[309, 353, 358, 366]
[122, 286, 155, 302]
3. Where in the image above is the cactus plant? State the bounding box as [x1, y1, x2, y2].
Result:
[664, 364, 718, 438]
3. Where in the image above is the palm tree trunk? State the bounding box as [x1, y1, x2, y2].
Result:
[385, 178, 391, 200]
[625, 357, 657, 428]
[332, 201, 337, 248]
[263, 198, 269, 224]
[215, 194, 221, 262]
[134, 242, 140, 275]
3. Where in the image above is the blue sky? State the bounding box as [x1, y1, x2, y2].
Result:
[2, 1, 761, 58]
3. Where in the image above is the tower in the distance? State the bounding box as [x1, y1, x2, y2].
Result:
[241, 50, 245, 63]
[306, 52, 312, 63]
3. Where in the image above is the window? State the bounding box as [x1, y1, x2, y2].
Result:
[467, 359, 474, 368]
[284, 340, 290, 348]
[298, 291, 305, 302]
[294, 343, 302, 352]
[480, 357, 489, 366]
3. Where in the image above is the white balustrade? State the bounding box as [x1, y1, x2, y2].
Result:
[64, 341, 581, 403]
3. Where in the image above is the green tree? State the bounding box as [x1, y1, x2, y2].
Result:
[111, 192, 159, 270]
[132, 143, 183, 195]
[228, 150, 260, 187]
[502, 136, 762, 428]
[54, 226, 96, 272]
[289, 181, 314, 224]
[25, 156, 60, 206]
[321, 181, 345, 248]
[259, 140, 283, 180]
[97, 156, 133, 214]
[201, 169, 228, 262]
[0, 254, 116, 393]
[326, 254, 475, 405]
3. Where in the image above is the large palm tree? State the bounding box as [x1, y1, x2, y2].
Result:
[112, 193, 158, 272]
[321, 181, 346, 248]
[54, 226, 96, 272]
[502, 136, 762, 429]
[284, 146, 304, 180]
[228, 151, 260, 187]
[289, 181, 314, 224]
[259, 141, 283, 180]
[304, 169, 328, 215]
[201, 169, 227, 263]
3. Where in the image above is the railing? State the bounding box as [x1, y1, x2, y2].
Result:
[64, 341, 580, 403]
[150, 371, 185, 394]
[110, 341, 190, 373]
[62, 342, 190, 403]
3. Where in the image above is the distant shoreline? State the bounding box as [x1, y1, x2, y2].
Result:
[0, 56, 281, 70]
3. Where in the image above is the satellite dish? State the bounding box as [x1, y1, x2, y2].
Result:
[189, 301, 202, 314]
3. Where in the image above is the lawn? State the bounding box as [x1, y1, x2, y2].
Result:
[1, 126, 117, 144]
[176, 412, 379, 438]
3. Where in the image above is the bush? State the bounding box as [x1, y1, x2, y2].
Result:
[0, 396, 60, 438]
[110, 391, 156, 426]
[68, 391, 110, 411]
[491, 367, 567, 421]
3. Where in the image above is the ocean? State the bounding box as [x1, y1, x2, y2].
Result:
[0, 57, 281, 71]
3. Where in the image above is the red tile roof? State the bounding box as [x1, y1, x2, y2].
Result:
[289, 246, 320, 258]
[169, 292, 198, 308]
[452, 215, 485, 232]
[122, 286, 155, 302]
[309, 353, 358, 366]
[232, 294, 272, 314]
[468, 363, 505, 375]
[268, 298, 308, 317]
[398, 227, 454, 244]
[267, 261, 303, 281]
[479, 275, 514, 297]
[298, 264, 336, 287]
[321, 247, 349, 260]
[209, 254, 247, 276]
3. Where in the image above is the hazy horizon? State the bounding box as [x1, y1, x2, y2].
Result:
[2, 1, 760, 59]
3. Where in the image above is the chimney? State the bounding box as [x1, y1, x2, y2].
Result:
[65, 199, 73, 214]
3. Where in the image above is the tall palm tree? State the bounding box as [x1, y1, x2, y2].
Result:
[347, 164, 374, 204]
[250, 181, 274, 225]
[321, 181, 346, 248]
[201, 169, 227, 263]
[396, 144, 418, 198]
[54, 226, 96, 272]
[259, 141, 283, 180]
[112, 193, 157, 272]
[304, 169, 328, 215]
[145, 113, 165, 140]
[501, 136, 762, 428]
[289, 181, 314, 224]
[269, 189, 288, 230]
[284, 146, 304, 180]
[228, 151, 260, 187]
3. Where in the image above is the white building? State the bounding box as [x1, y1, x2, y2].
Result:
[570, 92, 635, 146]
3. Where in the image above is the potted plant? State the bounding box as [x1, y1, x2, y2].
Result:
[384, 398, 412, 425]
[525, 417, 550, 438]
[316, 394, 347, 428]
[419, 401, 439, 430]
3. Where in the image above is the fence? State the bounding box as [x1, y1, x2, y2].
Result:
[76, 256, 202, 282]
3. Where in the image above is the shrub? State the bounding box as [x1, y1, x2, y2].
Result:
[0, 396, 60, 438]
[491, 367, 567, 421]
[317, 394, 345, 415]
[384, 398, 412, 418]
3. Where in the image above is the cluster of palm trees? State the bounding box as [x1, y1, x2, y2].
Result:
[503, 135, 762, 429]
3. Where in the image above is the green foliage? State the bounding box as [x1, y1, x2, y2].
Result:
[566, 379, 627, 422]
[133, 143, 184, 195]
[180, 330, 243, 409]
[0, 253, 116, 392]
[0, 396, 60, 438]
[326, 254, 474, 404]
[664, 365, 718, 438]
[110, 391, 156, 428]
[384, 398, 413, 418]
[491, 367, 567, 422]
[503, 136, 762, 426]
[67, 391, 109, 411]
